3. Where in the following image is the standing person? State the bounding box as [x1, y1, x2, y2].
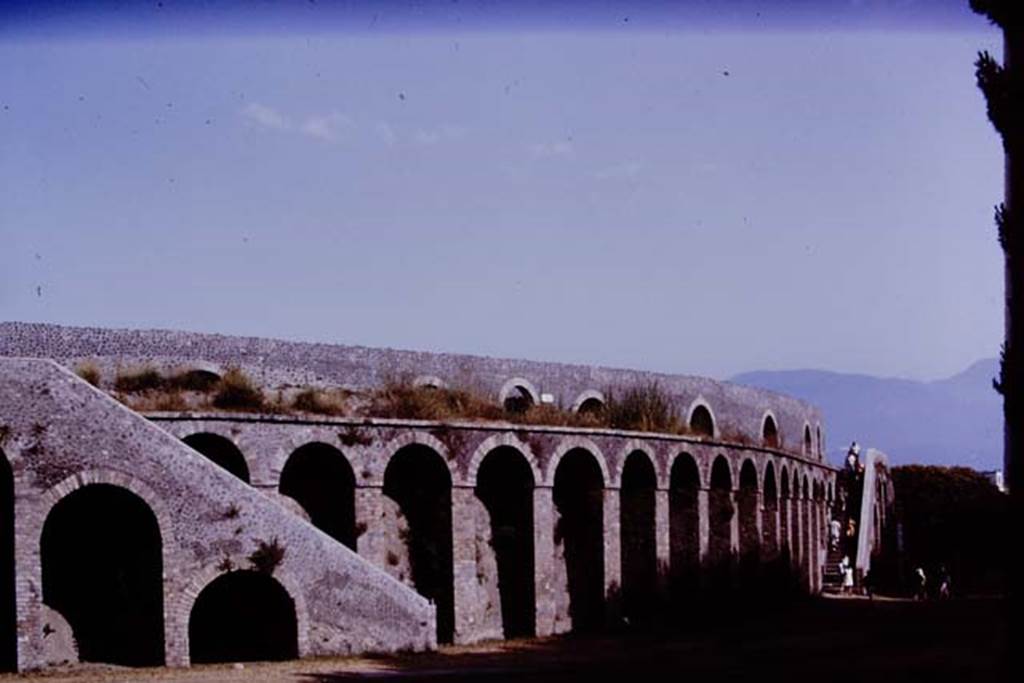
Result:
[840, 555, 854, 595]
[863, 568, 874, 600]
[938, 565, 951, 600]
[829, 518, 842, 551]
[846, 442, 860, 473]
[914, 567, 927, 600]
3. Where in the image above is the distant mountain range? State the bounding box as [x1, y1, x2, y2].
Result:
[731, 359, 1002, 471]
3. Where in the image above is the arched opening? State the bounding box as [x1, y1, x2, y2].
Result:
[279, 443, 356, 549]
[503, 386, 535, 414]
[791, 472, 803, 579]
[174, 369, 220, 391]
[803, 426, 812, 456]
[689, 405, 714, 437]
[779, 466, 791, 565]
[553, 448, 605, 632]
[577, 397, 605, 416]
[383, 444, 454, 643]
[762, 463, 779, 560]
[816, 426, 823, 457]
[801, 475, 812, 588]
[188, 570, 297, 664]
[620, 451, 656, 625]
[41, 484, 164, 666]
[475, 447, 535, 639]
[182, 433, 250, 483]
[762, 415, 779, 448]
[708, 456, 734, 591]
[669, 453, 701, 604]
[737, 459, 760, 588]
[0, 452, 14, 672]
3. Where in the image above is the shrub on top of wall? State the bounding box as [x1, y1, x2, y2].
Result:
[114, 366, 165, 393]
[212, 367, 266, 411]
[605, 382, 685, 434]
[293, 388, 348, 416]
[74, 361, 102, 387]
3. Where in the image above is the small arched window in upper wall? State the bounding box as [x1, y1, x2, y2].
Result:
[803, 425, 812, 456]
[689, 404, 714, 437]
[503, 386, 535, 414]
[762, 414, 779, 448]
[816, 426, 823, 458]
[577, 397, 605, 416]
[173, 369, 221, 392]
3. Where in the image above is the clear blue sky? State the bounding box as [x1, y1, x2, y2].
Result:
[0, 1, 1005, 381]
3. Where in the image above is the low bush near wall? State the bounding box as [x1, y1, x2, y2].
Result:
[213, 368, 266, 411]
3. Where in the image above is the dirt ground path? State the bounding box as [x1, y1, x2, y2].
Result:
[1, 597, 1007, 682]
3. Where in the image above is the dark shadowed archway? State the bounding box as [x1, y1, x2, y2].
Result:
[475, 446, 535, 638]
[41, 484, 164, 666]
[384, 444, 454, 643]
[279, 442, 356, 549]
[780, 466, 792, 571]
[0, 452, 14, 672]
[689, 405, 714, 437]
[620, 450, 656, 625]
[182, 433, 250, 483]
[791, 470, 802, 577]
[188, 570, 297, 663]
[553, 448, 605, 632]
[801, 475, 812, 588]
[669, 453, 701, 604]
[708, 456, 734, 592]
[762, 415, 779, 448]
[763, 463, 779, 560]
[737, 459, 760, 588]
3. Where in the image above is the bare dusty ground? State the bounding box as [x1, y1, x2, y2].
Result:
[1, 596, 1008, 683]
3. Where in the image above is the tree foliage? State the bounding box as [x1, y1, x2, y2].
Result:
[891, 465, 1007, 595]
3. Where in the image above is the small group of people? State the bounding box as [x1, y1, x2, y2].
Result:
[913, 565, 951, 601]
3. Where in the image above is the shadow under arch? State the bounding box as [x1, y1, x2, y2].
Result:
[383, 443, 454, 644]
[668, 452, 700, 609]
[41, 483, 165, 666]
[279, 442, 356, 549]
[620, 450, 657, 626]
[475, 445, 536, 638]
[707, 455, 734, 595]
[737, 459, 760, 591]
[188, 570, 298, 664]
[182, 432, 250, 483]
[553, 447, 605, 633]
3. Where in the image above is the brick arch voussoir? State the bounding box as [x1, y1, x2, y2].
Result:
[381, 431, 455, 483]
[464, 432, 541, 488]
[613, 439, 660, 489]
[171, 560, 311, 665]
[543, 436, 610, 488]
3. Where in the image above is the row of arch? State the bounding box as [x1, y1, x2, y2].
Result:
[184, 433, 833, 643]
[180, 430, 831, 494]
[0, 450, 299, 670]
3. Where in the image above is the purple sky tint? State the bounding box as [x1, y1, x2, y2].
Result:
[0, 1, 1006, 381]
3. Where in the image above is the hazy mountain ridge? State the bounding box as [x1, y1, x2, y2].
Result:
[730, 359, 1001, 471]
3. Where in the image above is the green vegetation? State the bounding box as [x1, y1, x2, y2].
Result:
[212, 367, 266, 411]
[891, 465, 1007, 596]
[605, 382, 686, 434]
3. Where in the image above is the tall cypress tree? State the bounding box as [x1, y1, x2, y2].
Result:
[971, 1, 1020, 674]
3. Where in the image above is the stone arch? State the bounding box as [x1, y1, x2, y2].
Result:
[499, 377, 540, 414]
[0, 450, 13, 672]
[762, 461, 779, 560]
[172, 366, 221, 391]
[801, 472, 812, 587]
[687, 398, 716, 438]
[779, 465, 792, 562]
[412, 374, 447, 390]
[668, 451, 701, 602]
[279, 442, 356, 549]
[737, 459, 760, 583]
[383, 442, 454, 643]
[40, 481, 165, 666]
[571, 390, 606, 415]
[803, 423, 813, 457]
[620, 450, 657, 624]
[552, 447, 605, 632]
[613, 440, 658, 488]
[465, 433, 541, 487]
[474, 446, 536, 638]
[816, 424, 824, 458]
[708, 455, 734, 591]
[187, 569, 299, 664]
[382, 431, 455, 480]
[544, 437, 609, 487]
[182, 432, 251, 483]
[761, 411, 780, 448]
